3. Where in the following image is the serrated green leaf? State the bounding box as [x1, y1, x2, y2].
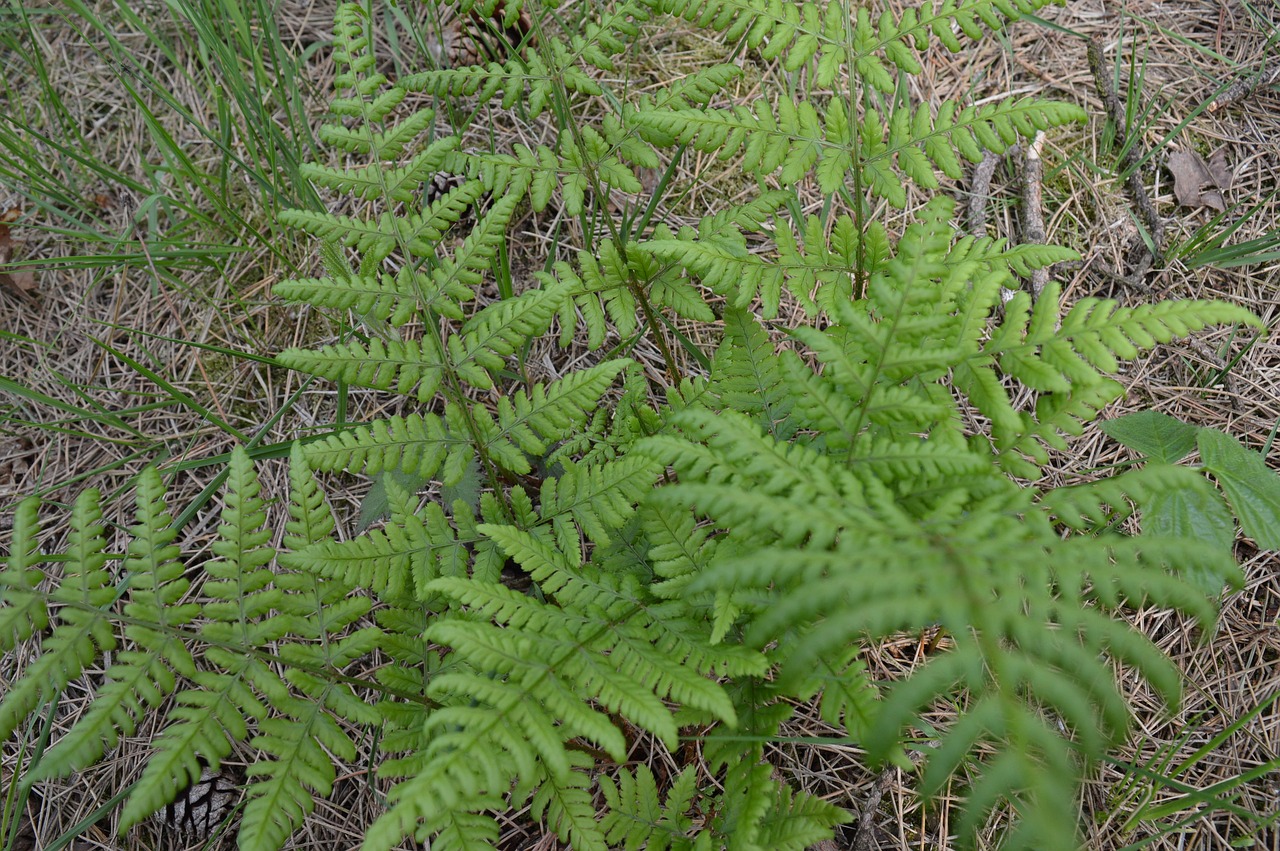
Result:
[1198, 429, 1280, 548]
[1145, 475, 1236, 595]
[1101, 411, 1199, 463]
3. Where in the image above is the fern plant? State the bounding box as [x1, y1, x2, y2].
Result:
[0, 0, 1266, 850]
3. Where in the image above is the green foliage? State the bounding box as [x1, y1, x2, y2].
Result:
[1, 1, 1269, 850]
[1093, 410, 1280, 590]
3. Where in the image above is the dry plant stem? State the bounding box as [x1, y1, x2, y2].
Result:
[966, 150, 1000, 237]
[1086, 37, 1164, 261]
[850, 767, 897, 851]
[966, 150, 1022, 304]
[1208, 58, 1280, 113]
[1017, 132, 1049, 299]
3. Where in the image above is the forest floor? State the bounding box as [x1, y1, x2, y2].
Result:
[1, 0, 1277, 848]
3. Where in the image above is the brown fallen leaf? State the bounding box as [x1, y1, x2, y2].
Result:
[1168, 149, 1233, 212]
[0, 208, 39, 299]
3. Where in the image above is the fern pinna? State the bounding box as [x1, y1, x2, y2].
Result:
[0, 0, 1265, 849]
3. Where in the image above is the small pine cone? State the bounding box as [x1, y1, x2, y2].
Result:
[423, 170, 470, 208]
[157, 764, 240, 836]
[427, 0, 534, 68]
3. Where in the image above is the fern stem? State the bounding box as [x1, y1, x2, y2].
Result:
[532, 14, 684, 386]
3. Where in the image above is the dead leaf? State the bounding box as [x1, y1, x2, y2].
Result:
[1206, 147, 1232, 188]
[1168, 149, 1233, 212]
[0, 214, 40, 300]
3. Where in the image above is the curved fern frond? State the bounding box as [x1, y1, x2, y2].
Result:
[647, 0, 1065, 88]
[0, 497, 45, 652]
[121, 448, 282, 829]
[453, 280, 569, 388]
[600, 765, 698, 850]
[34, 469, 199, 780]
[0, 490, 115, 742]
[632, 96, 1084, 203]
[277, 336, 444, 403]
[969, 282, 1260, 467]
[301, 136, 458, 203]
[273, 267, 420, 328]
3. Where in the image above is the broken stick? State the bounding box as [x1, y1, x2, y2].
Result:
[1208, 58, 1279, 113]
[1017, 132, 1050, 300]
[1086, 37, 1164, 262]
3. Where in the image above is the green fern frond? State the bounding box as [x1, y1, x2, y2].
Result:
[625, 65, 743, 148]
[429, 807, 503, 851]
[301, 135, 457, 202]
[280, 514, 423, 603]
[121, 449, 282, 829]
[715, 759, 777, 850]
[643, 235, 789, 317]
[284, 487, 483, 603]
[240, 698, 352, 850]
[277, 336, 444, 402]
[600, 765, 698, 851]
[119, 659, 270, 829]
[34, 469, 199, 780]
[373, 494, 775, 851]
[991, 283, 1259, 390]
[774, 213, 866, 311]
[303, 412, 457, 478]
[633, 96, 1083, 202]
[279, 184, 490, 273]
[487, 359, 632, 458]
[437, 145, 556, 201]
[969, 282, 1259, 464]
[531, 755, 608, 851]
[453, 281, 569, 388]
[328, 4, 403, 122]
[405, 57, 553, 113]
[273, 267, 419, 328]
[366, 707, 528, 850]
[0, 497, 45, 651]
[755, 782, 853, 851]
[1037, 461, 1211, 530]
[641, 502, 719, 599]
[0, 490, 115, 741]
[316, 104, 435, 158]
[241, 596, 385, 851]
[201, 448, 279, 644]
[648, 0, 1064, 87]
[706, 308, 794, 437]
[537, 455, 662, 547]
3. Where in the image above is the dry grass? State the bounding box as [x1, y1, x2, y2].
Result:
[1, 0, 1277, 848]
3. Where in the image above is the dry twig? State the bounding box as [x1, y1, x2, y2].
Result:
[1016, 131, 1049, 299]
[966, 150, 1001, 237]
[1208, 58, 1279, 113]
[1086, 37, 1164, 264]
[850, 767, 897, 851]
